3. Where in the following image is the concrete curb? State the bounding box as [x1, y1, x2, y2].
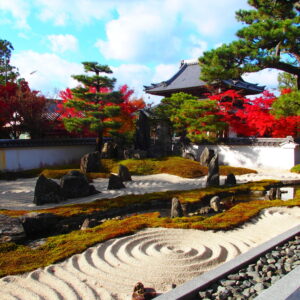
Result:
[155, 225, 300, 300]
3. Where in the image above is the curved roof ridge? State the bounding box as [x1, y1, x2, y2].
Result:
[181, 59, 199, 66]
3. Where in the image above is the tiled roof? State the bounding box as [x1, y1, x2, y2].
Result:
[144, 60, 265, 96]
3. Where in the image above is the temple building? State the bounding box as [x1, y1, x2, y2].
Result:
[144, 59, 265, 98]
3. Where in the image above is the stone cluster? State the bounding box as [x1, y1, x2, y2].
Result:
[198, 235, 300, 300]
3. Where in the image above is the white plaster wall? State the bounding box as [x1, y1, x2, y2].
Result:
[185, 143, 299, 170]
[0, 145, 95, 171]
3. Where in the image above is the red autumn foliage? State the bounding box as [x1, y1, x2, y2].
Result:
[0, 81, 49, 139]
[209, 89, 300, 138]
[56, 84, 145, 136]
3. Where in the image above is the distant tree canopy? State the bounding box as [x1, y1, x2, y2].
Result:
[199, 0, 300, 89]
[153, 92, 227, 143]
[0, 81, 48, 139]
[271, 89, 300, 118]
[0, 39, 19, 84]
[278, 72, 298, 90]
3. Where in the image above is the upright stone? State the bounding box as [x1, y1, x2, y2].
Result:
[34, 174, 64, 205]
[155, 120, 172, 157]
[60, 170, 96, 198]
[206, 154, 220, 187]
[225, 173, 236, 185]
[118, 164, 132, 181]
[200, 147, 215, 166]
[210, 196, 221, 212]
[107, 174, 126, 190]
[101, 141, 118, 159]
[134, 110, 150, 152]
[171, 197, 183, 218]
[80, 151, 101, 173]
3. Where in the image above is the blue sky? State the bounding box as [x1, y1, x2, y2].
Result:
[0, 0, 281, 104]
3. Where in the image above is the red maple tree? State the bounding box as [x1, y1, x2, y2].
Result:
[56, 84, 145, 137]
[0, 81, 48, 138]
[209, 89, 300, 138]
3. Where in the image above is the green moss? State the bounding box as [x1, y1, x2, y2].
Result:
[1, 196, 300, 277]
[291, 164, 300, 173]
[0, 180, 278, 218]
[41, 156, 257, 180]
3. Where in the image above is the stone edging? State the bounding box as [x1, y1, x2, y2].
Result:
[155, 224, 300, 300]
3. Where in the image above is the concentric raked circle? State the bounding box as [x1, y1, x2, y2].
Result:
[1, 208, 300, 300]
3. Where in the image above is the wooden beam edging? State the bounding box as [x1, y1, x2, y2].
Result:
[155, 225, 300, 300]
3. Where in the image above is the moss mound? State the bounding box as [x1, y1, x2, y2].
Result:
[291, 164, 300, 173]
[41, 156, 256, 179]
[1, 193, 299, 277]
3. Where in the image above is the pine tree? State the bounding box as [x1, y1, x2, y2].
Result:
[62, 62, 124, 151]
[199, 0, 300, 89]
[153, 92, 227, 143]
[0, 39, 19, 84]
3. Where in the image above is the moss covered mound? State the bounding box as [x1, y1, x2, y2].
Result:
[41, 156, 257, 179]
[1, 193, 299, 278]
[291, 164, 300, 173]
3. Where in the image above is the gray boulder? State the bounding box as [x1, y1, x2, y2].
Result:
[118, 164, 132, 181]
[134, 110, 151, 151]
[266, 187, 281, 200]
[206, 154, 220, 187]
[60, 170, 98, 198]
[101, 142, 118, 159]
[0, 214, 26, 243]
[107, 174, 125, 190]
[34, 174, 64, 205]
[225, 173, 236, 186]
[20, 212, 62, 237]
[210, 196, 221, 212]
[80, 151, 101, 173]
[171, 197, 183, 218]
[200, 147, 215, 166]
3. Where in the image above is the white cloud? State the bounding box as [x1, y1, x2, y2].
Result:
[112, 63, 178, 105]
[47, 34, 78, 53]
[96, 0, 249, 63]
[242, 69, 281, 91]
[11, 50, 83, 98]
[112, 64, 152, 98]
[35, 0, 114, 26]
[178, 0, 250, 36]
[152, 63, 179, 83]
[188, 36, 208, 59]
[0, 0, 30, 29]
[96, 1, 180, 63]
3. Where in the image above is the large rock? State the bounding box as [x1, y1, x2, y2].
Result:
[206, 154, 220, 187]
[34, 174, 64, 205]
[60, 170, 98, 198]
[134, 110, 151, 152]
[0, 214, 26, 243]
[152, 120, 172, 157]
[171, 197, 183, 218]
[266, 187, 281, 200]
[101, 142, 118, 159]
[200, 147, 215, 166]
[210, 196, 221, 212]
[118, 164, 132, 181]
[225, 173, 236, 186]
[20, 212, 62, 237]
[107, 174, 125, 190]
[80, 151, 101, 173]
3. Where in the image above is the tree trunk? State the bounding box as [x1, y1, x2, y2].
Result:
[297, 74, 300, 90]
